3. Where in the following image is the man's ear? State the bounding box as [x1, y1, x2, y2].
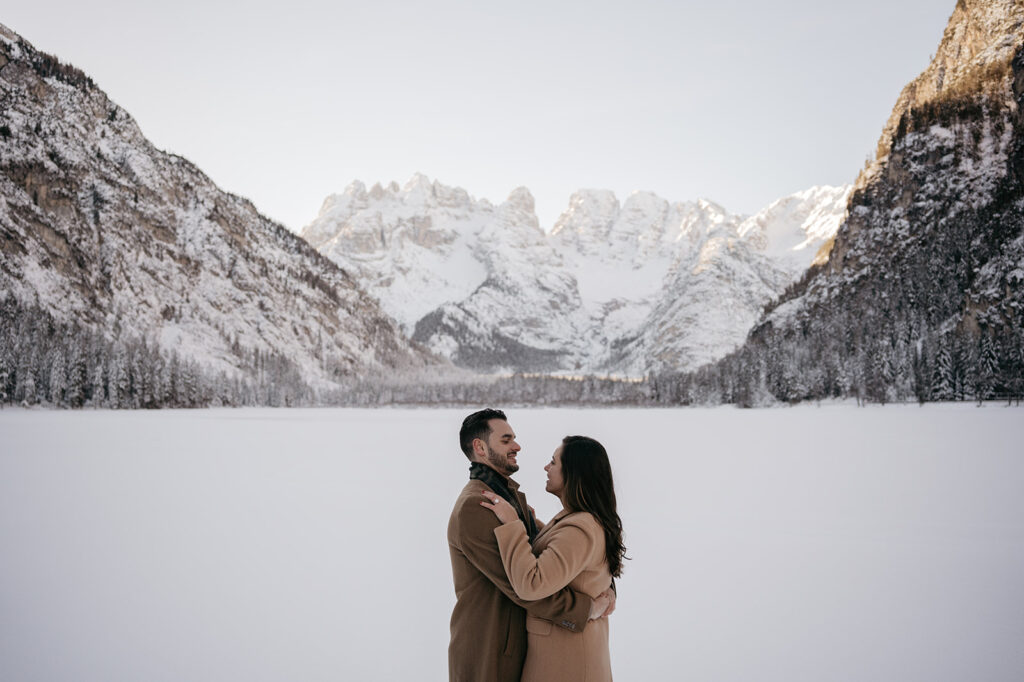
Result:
[471, 437, 486, 461]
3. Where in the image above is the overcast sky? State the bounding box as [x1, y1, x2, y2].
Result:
[5, 1, 953, 231]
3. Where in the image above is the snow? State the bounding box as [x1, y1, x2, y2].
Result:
[2, 405, 1022, 682]
[569, 256, 670, 307]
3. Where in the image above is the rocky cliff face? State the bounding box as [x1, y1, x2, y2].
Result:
[304, 175, 850, 375]
[713, 0, 1024, 404]
[0, 24, 429, 393]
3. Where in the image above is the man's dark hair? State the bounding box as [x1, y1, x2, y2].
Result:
[459, 408, 507, 459]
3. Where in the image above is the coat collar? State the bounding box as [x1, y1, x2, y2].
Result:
[549, 508, 572, 524]
[535, 508, 574, 544]
[468, 462, 537, 540]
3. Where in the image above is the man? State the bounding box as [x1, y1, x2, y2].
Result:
[448, 409, 610, 682]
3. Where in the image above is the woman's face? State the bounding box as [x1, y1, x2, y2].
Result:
[544, 446, 565, 498]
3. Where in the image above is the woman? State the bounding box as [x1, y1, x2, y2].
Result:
[481, 435, 626, 682]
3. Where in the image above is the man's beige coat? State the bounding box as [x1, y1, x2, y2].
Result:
[448, 478, 591, 682]
[495, 510, 613, 682]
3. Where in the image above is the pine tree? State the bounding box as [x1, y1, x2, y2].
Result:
[15, 351, 33, 404]
[133, 344, 151, 408]
[109, 347, 129, 408]
[912, 336, 933, 403]
[932, 340, 954, 401]
[867, 346, 888, 403]
[65, 341, 87, 408]
[1004, 329, 1024, 405]
[179, 361, 197, 406]
[954, 332, 975, 402]
[49, 348, 67, 406]
[26, 342, 44, 405]
[127, 346, 143, 409]
[90, 359, 107, 407]
[153, 354, 169, 406]
[974, 334, 999, 403]
[0, 349, 11, 406]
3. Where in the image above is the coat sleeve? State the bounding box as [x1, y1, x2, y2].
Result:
[458, 500, 591, 632]
[494, 516, 599, 601]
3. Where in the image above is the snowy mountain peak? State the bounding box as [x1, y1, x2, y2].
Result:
[622, 190, 669, 216]
[696, 197, 727, 212]
[550, 190, 620, 241]
[505, 186, 535, 210]
[367, 181, 390, 200]
[617, 191, 670, 239]
[663, 199, 739, 253]
[738, 185, 852, 275]
[344, 179, 367, 198]
[403, 172, 432, 190]
[499, 187, 541, 231]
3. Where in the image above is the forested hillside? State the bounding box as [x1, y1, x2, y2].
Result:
[656, 0, 1024, 406]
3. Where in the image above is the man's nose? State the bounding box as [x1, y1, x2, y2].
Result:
[511, 441, 521, 452]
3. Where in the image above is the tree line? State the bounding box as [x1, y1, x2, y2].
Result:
[0, 298, 316, 409]
[2, 295, 1020, 410]
[649, 318, 1024, 408]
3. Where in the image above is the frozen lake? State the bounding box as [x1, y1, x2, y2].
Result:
[1, 404, 1023, 681]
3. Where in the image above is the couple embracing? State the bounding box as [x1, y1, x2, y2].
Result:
[448, 409, 626, 682]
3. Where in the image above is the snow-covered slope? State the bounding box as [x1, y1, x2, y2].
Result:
[303, 174, 851, 375]
[0, 24, 430, 390]
[588, 184, 855, 374]
[737, 185, 854, 275]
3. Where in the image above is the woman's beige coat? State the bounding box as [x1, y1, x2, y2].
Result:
[495, 510, 613, 682]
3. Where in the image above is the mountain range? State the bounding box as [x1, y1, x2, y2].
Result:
[302, 176, 850, 375]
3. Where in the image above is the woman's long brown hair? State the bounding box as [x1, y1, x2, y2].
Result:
[559, 435, 628, 578]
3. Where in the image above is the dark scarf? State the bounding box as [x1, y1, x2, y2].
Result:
[470, 462, 539, 542]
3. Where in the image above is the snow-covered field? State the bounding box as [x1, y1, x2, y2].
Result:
[1, 404, 1022, 681]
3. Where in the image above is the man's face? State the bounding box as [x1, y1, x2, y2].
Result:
[476, 419, 521, 476]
